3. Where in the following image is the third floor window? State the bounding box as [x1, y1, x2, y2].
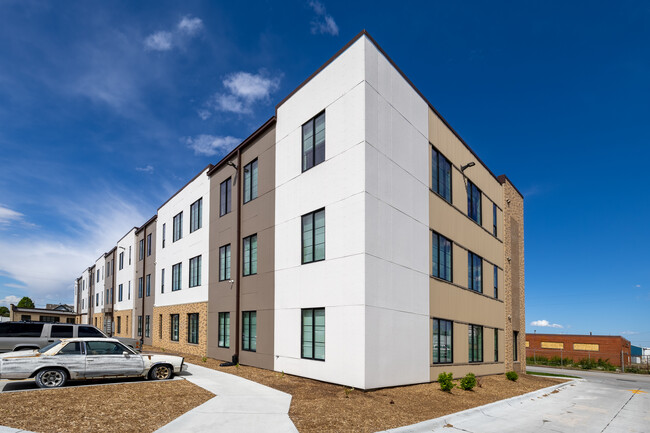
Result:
[467, 180, 482, 224]
[432, 231, 452, 282]
[431, 146, 452, 202]
[190, 198, 202, 233]
[302, 209, 325, 264]
[220, 178, 232, 216]
[302, 112, 325, 172]
[173, 212, 183, 242]
[243, 159, 258, 203]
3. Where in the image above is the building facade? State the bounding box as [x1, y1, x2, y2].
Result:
[526, 333, 631, 367]
[73, 31, 525, 389]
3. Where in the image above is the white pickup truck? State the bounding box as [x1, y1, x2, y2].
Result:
[0, 338, 186, 388]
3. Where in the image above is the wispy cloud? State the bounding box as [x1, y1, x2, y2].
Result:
[144, 16, 203, 52]
[177, 16, 203, 36]
[0, 205, 24, 225]
[144, 31, 173, 51]
[0, 295, 20, 307]
[308, 1, 339, 36]
[635, 284, 641, 288]
[530, 319, 563, 328]
[197, 109, 211, 120]
[621, 331, 639, 335]
[136, 165, 154, 174]
[185, 135, 240, 156]
[212, 71, 281, 114]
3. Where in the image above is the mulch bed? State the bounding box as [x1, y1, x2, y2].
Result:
[0, 379, 214, 433]
[145, 346, 565, 433]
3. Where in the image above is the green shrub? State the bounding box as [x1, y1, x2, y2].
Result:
[438, 372, 455, 392]
[459, 373, 477, 390]
[506, 371, 518, 381]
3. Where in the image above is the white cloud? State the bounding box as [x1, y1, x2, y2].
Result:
[185, 135, 241, 156]
[0, 205, 24, 225]
[635, 284, 641, 288]
[0, 295, 21, 307]
[213, 71, 281, 114]
[178, 16, 203, 36]
[530, 319, 563, 328]
[308, 1, 339, 36]
[136, 165, 154, 174]
[621, 331, 639, 335]
[144, 31, 173, 51]
[197, 109, 212, 120]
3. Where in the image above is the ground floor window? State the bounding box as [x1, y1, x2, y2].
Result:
[301, 308, 325, 360]
[171, 314, 179, 341]
[219, 312, 230, 348]
[513, 330, 519, 361]
[494, 328, 499, 362]
[159, 314, 163, 339]
[468, 324, 483, 362]
[432, 318, 453, 363]
[242, 311, 256, 351]
[188, 313, 199, 344]
[137, 316, 142, 337]
[145, 315, 150, 338]
[117, 316, 121, 334]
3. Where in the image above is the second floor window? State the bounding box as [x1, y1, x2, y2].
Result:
[469, 324, 483, 362]
[468, 251, 482, 293]
[243, 234, 257, 276]
[172, 263, 182, 291]
[302, 209, 325, 264]
[432, 231, 452, 282]
[220, 178, 232, 216]
[219, 244, 231, 281]
[139, 239, 144, 261]
[431, 147, 452, 202]
[190, 198, 202, 233]
[302, 112, 325, 172]
[161, 268, 165, 293]
[119, 252, 124, 270]
[118, 284, 123, 302]
[493, 203, 497, 236]
[147, 233, 152, 256]
[467, 180, 482, 224]
[138, 277, 143, 298]
[494, 265, 498, 298]
[146, 274, 151, 297]
[173, 212, 183, 242]
[243, 159, 258, 203]
[189, 255, 202, 288]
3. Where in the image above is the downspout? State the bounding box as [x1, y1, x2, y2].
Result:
[234, 148, 242, 364]
[111, 256, 115, 336]
[141, 225, 146, 349]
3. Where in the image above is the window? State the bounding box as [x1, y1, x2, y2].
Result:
[39, 315, 59, 323]
[242, 311, 256, 351]
[493, 203, 497, 236]
[431, 146, 452, 202]
[188, 313, 199, 344]
[219, 245, 231, 281]
[97, 270, 100, 282]
[105, 289, 109, 304]
[494, 328, 499, 362]
[302, 112, 325, 172]
[0, 323, 43, 337]
[58, 342, 82, 355]
[119, 252, 124, 270]
[145, 315, 150, 338]
[243, 159, 258, 203]
[51, 325, 74, 338]
[432, 319, 453, 364]
[146, 274, 151, 297]
[170, 314, 179, 341]
[189, 255, 202, 287]
[220, 178, 232, 216]
[159, 315, 163, 339]
[139, 239, 144, 261]
[137, 316, 142, 336]
[173, 212, 183, 242]
[513, 331, 519, 361]
[172, 263, 182, 291]
[190, 198, 202, 233]
[86, 341, 129, 355]
[493, 265, 498, 298]
[574, 343, 600, 351]
[541, 341, 563, 349]
[20, 315, 31, 321]
[161, 268, 165, 293]
[302, 209, 325, 264]
[468, 252, 483, 293]
[138, 277, 143, 298]
[243, 234, 257, 276]
[129, 246, 131, 265]
[432, 231, 452, 282]
[117, 316, 121, 334]
[147, 233, 152, 256]
[96, 293, 99, 306]
[469, 325, 483, 362]
[79, 326, 103, 337]
[301, 308, 325, 360]
[162, 223, 166, 248]
[467, 181, 482, 224]
[118, 284, 123, 302]
[128, 281, 131, 300]
[218, 312, 230, 348]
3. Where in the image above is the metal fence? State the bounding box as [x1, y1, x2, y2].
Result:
[526, 348, 636, 371]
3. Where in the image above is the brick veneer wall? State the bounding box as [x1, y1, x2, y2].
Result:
[152, 302, 208, 356]
[92, 313, 104, 330]
[526, 334, 631, 366]
[113, 310, 132, 338]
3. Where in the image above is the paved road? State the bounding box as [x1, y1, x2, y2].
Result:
[385, 367, 650, 433]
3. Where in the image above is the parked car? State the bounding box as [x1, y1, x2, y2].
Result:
[0, 338, 186, 388]
[0, 322, 141, 353]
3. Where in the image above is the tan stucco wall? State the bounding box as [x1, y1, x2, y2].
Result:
[152, 302, 208, 356]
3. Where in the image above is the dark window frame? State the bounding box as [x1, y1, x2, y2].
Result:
[137, 315, 142, 337]
[147, 233, 152, 256]
[301, 208, 325, 264]
[190, 198, 203, 233]
[218, 312, 230, 348]
[138, 277, 143, 298]
[467, 180, 482, 225]
[492, 203, 497, 236]
[162, 223, 166, 248]
[301, 307, 325, 361]
[242, 311, 257, 352]
[494, 328, 499, 362]
[145, 315, 150, 338]
[243, 159, 258, 204]
[431, 145, 452, 202]
[302, 111, 326, 172]
[118, 284, 123, 302]
[187, 313, 199, 344]
[172, 262, 182, 291]
[242, 234, 258, 276]
[173, 212, 183, 242]
[493, 265, 498, 298]
[139, 239, 144, 261]
[432, 318, 453, 364]
[189, 255, 202, 288]
[220, 178, 232, 216]
[432, 231, 453, 282]
[468, 251, 483, 293]
[513, 330, 519, 361]
[219, 244, 231, 281]
[146, 274, 151, 297]
[468, 324, 484, 363]
[170, 314, 179, 341]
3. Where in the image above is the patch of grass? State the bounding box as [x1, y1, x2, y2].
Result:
[527, 371, 580, 379]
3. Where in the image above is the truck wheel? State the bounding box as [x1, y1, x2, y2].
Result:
[149, 364, 172, 380]
[35, 368, 67, 388]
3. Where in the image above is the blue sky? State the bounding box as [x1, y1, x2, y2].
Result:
[0, 1, 648, 346]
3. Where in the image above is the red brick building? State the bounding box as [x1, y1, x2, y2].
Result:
[526, 333, 631, 367]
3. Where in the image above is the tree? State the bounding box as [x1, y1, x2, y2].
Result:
[16, 297, 35, 309]
[0, 306, 8, 317]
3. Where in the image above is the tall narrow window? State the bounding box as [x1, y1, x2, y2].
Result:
[188, 313, 199, 344]
[138, 277, 143, 298]
[494, 328, 499, 362]
[220, 178, 232, 216]
[218, 312, 230, 348]
[243, 234, 257, 276]
[146, 274, 151, 297]
[159, 314, 163, 339]
[105, 289, 109, 303]
[493, 265, 498, 298]
[302, 308, 325, 360]
[172, 263, 182, 291]
[302, 209, 325, 264]
[190, 198, 202, 233]
[118, 284, 123, 302]
[432, 231, 452, 282]
[467, 181, 482, 224]
[173, 212, 183, 242]
[147, 233, 152, 256]
[432, 318, 453, 363]
[243, 159, 258, 203]
[219, 244, 231, 281]
[170, 314, 179, 341]
[97, 270, 100, 282]
[128, 281, 131, 300]
[117, 316, 122, 334]
[493, 203, 497, 236]
[242, 311, 257, 351]
[139, 239, 144, 260]
[431, 147, 452, 202]
[513, 331, 519, 361]
[145, 315, 150, 338]
[162, 223, 166, 248]
[137, 316, 142, 337]
[119, 252, 124, 270]
[129, 246, 131, 265]
[302, 112, 325, 172]
[161, 268, 165, 293]
[468, 252, 483, 293]
[189, 255, 202, 287]
[468, 324, 483, 362]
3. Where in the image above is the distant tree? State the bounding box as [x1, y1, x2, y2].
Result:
[0, 306, 9, 317]
[16, 297, 35, 309]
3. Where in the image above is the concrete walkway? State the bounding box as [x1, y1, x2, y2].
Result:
[154, 363, 298, 433]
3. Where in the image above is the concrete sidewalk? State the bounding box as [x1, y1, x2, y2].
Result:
[154, 363, 298, 433]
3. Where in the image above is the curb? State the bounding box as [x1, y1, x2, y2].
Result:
[380, 379, 579, 433]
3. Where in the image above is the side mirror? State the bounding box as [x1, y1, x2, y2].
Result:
[123, 351, 130, 358]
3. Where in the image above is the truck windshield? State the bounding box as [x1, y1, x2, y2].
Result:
[38, 340, 62, 353]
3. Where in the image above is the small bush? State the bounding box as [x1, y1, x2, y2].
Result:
[438, 372, 455, 392]
[201, 356, 207, 363]
[459, 373, 477, 390]
[506, 371, 518, 381]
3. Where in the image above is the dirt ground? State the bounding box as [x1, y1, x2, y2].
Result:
[146, 346, 564, 433]
[0, 379, 214, 433]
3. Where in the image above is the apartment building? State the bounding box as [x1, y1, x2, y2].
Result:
[91, 254, 105, 329]
[134, 216, 156, 346]
[113, 228, 137, 338]
[73, 31, 524, 389]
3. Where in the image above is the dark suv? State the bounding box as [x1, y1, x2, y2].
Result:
[0, 322, 140, 353]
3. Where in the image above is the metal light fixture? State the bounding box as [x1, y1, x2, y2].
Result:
[461, 162, 476, 172]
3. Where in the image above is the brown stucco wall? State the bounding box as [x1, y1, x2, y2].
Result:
[134, 217, 156, 345]
[152, 302, 208, 356]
